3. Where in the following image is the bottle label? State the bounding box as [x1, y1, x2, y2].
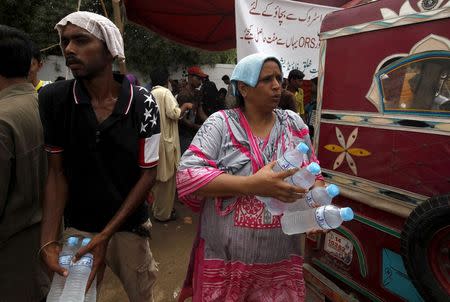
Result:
[71, 254, 93, 268]
[59, 255, 72, 266]
[315, 207, 332, 229]
[305, 192, 316, 208]
[277, 154, 295, 171]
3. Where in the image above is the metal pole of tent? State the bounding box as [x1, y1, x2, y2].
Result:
[112, 0, 127, 74]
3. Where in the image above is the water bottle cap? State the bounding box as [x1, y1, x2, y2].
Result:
[340, 207, 354, 221]
[306, 162, 321, 175]
[67, 236, 79, 246]
[326, 184, 340, 198]
[296, 142, 309, 154]
[81, 237, 91, 246]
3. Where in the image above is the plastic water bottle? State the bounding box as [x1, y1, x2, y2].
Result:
[46, 236, 80, 302]
[281, 205, 354, 235]
[272, 142, 309, 173]
[290, 162, 321, 189]
[257, 142, 309, 214]
[263, 162, 321, 215]
[84, 277, 97, 302]
[60, 237, 94, 302]
[285, 184, 340, 212]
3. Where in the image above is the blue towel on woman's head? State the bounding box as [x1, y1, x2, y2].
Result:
[230, 53, 282, 97]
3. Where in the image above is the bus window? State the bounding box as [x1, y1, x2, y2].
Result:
[378, 55, 450, 115]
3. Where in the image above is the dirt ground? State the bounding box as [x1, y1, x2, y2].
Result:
[99, 201, 198, 302]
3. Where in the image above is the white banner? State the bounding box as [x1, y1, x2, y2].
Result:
[235, 0, 339, 79]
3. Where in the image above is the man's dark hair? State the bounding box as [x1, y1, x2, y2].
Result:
[218, 88, 227, 96]
[31, 41, 42, 62]
[150, 66, 169, 87]
[0, 25, 32, 78]
[222, 75, 230, 81]
[288, 69, 305, 81]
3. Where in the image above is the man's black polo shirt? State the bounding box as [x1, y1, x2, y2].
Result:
[39, 75, 160, 233]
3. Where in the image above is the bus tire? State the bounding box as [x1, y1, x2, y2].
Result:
[400, 194, 450, 301]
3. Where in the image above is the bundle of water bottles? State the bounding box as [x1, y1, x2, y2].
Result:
[47, 237, 97, 302]
[257, 142, 354, 235]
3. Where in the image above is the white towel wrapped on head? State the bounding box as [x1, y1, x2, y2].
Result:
[55, 11, 125, 60]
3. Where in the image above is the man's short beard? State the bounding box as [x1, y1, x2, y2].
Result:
[72, 69, 98, 80]
[73, 73, 90, 80]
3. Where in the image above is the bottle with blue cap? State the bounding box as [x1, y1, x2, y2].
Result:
[281, 205, 354, 235]
[290, 162, 321, 190]
[257, 142, 310, 215]
[272, 142, 310, 173]
[46, 236, 80, 302]
[60, 237, 94, 302]
[285, 184, 340, 212]
[262, 162, 322, 215]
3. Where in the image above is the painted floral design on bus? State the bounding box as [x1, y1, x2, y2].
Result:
[380, 0, 449, 20]
[324, 127, 371, 175]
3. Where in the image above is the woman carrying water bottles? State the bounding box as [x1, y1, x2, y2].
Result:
[176, 53, 325, 301]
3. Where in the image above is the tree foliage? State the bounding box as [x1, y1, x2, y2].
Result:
[124, 25, 236, 77]
[0, 0, 236, 76]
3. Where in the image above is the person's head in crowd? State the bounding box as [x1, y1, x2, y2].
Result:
[279, 90, 297, 111]
[150, 66, 169, 87]
[169, 79, 180, 95]
[55, 76, 66, 82]
[282, 78, 288, 89]
[201, 81, 218, 102]
[221, 75, 230, 85]
[181, 78, 188, 88]
[287, 69, 304, 91]
[0, 25, 32, 85]
[231, 53, 283, 110]
[55, 11, 124, 79]
[125, 73, 140, 86]
[28, 41, 44, 86]
[218, 88, 227, 101]
[202, 81, 226, 115]
[187, 66, 207, 89]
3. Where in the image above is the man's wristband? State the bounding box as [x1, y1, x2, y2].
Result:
[37, 240, 60, 257]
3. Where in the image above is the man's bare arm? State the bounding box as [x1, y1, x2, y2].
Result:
[40, 153, 68, 276]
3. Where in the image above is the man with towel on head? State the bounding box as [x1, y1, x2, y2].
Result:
[38, 11, 160, 302]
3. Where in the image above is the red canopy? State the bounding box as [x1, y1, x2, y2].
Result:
[124, 0, 351, 51]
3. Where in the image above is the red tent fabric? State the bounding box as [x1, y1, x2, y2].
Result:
[124, 0, 350, 51]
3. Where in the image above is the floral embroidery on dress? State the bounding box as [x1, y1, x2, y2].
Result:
[233, 196, 281, 228]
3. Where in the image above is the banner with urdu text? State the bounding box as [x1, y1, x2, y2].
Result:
[235, 0, 339, 79]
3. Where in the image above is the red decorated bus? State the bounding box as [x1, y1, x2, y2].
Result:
[304, 0, 450, 301]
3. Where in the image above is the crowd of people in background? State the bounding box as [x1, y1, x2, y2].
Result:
[1, 10, 319, 302]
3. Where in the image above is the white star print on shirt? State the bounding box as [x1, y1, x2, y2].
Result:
[138, 86, 149, 93]
[144, 107, 152, 121]
[144, 94, 155, 106]
[140, 122, 148, 133]
[149, 115, 158, 127]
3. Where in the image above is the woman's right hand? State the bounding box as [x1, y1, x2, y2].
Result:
[249, 161, 307, 203]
